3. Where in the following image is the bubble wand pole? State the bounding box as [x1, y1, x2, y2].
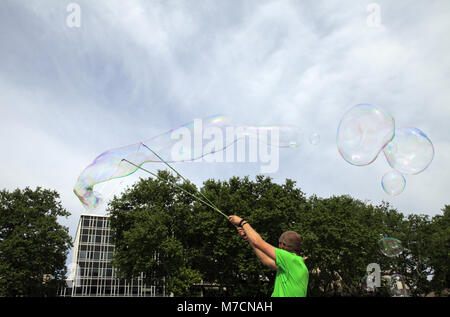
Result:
[120, 159, 228, 219]
[140, 143, 220, 211]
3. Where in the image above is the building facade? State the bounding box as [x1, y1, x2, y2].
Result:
[59, 214, 166, 297]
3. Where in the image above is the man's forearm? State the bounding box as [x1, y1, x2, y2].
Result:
[241, 222, 263, 248]
[229, 215, 277, 265]
[241, 222, 277, 269]
[249, 241, 274, 267]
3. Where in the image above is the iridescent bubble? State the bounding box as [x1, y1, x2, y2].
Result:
[245, 125, 304, 148]
[381, 170, 406, 196]
[383, 127, 434, 175]
[337, 104, 395, 166]
[378, 237, 403, 257]
[74, 115, 303, 210]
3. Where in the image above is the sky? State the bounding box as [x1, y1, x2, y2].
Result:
[1, 0, 449, 268]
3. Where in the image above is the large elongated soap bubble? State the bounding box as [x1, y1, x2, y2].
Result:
[74, 115, 303, 210]
[337, 104, 395, 166]
[383, 127, 434, 175]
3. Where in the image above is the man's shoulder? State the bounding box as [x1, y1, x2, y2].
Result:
[275, 248, 305, 264]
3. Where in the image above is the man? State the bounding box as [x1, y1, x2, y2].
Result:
[229, 215, 308, 297]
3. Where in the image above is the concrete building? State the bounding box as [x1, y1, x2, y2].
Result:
[59, 214, 166, 297]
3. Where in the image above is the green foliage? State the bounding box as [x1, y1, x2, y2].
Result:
[108, 173, 449, 297]
[427, 206, 450, 295]
[0, 187, 73, 296]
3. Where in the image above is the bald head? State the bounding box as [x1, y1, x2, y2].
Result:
[279, 231, 302, 255]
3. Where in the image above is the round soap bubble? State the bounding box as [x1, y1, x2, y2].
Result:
[378, 237, 403, 257]
[383, 127, 434, 175]
[381, 170, 406, 196]
[337, 104, 395, 166]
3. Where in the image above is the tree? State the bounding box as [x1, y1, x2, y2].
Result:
[108, 172, 449, 297]
[293, 196, 406, 296]
[427, 205, 450, 295]
[109, 173, 308, 296]
[0, 187, 73, 296]
[108, 171, 203, 296]
[397, 213, 434, 296]
[188, 175, 307, 296]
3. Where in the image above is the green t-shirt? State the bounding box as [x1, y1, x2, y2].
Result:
[271, 248, 309, 297]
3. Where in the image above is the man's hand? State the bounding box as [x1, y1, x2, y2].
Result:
[228, 215, 243, 227]
[229, 215, 248, 240]
[237, 227, 247, 240]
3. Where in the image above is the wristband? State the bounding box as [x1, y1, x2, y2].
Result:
[238, 219, 246, 227]
[241, 221, 248, 227]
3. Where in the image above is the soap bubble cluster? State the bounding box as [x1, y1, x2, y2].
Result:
[337, 104, 434, 196]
